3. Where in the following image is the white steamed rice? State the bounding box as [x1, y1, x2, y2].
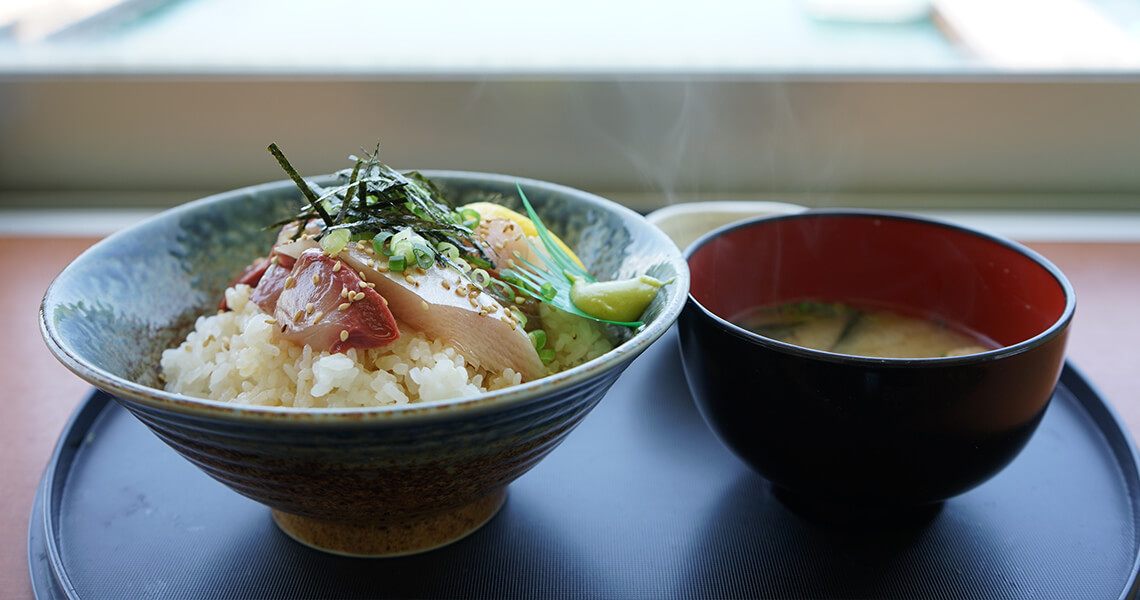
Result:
[160, 284, 613, 408]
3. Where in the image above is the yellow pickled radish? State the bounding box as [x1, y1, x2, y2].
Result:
[462, 201, 584, 268]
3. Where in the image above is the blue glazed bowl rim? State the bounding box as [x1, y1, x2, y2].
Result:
[41, 171, 690, 426]
[682, 208, 1076, 367]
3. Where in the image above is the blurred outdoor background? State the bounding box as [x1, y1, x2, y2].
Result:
[2, 0, 1140, 234]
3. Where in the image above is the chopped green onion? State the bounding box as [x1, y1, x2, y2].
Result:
[510, 306, 528, 328]
[391, 227, 414, 247]
[413, 250, 434, 269]
[372, 231, 394, 256]
[459, 208, 480, 229]
[436, 241, 459, 260]
[467, 255, 493, 270]
[528, 329, 547, 350]
[412, 243, 435, 269]
[540, 282, 557, 300]
[487, 278, 516, 302]
[320, 228, 351, 254]
[389, 255, 407, 272]
[471, 268, 492, 288]
[538, 348, 556, 364]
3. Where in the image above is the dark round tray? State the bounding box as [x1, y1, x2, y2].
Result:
[29, 327, 1140, 599]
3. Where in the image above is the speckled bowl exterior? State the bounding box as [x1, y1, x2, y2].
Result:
[40, 172, 689, 556]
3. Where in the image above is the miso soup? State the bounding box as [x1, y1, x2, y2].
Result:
[733, 301, 997, 358]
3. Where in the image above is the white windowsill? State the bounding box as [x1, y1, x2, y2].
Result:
[3, 205, 1138, 243]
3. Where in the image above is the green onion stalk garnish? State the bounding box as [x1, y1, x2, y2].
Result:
[499, 185, 667, 329]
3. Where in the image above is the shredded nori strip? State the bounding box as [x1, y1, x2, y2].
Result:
[268, 143, 333, 227]
[266, 142, 493, 271]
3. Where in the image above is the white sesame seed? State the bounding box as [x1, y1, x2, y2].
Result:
[333, 261, 343, 272]
[284, 276, 296, 289]
[338, 302, 350, 311]
[340, 330, 349, 341]
[312, 273, 321, 285]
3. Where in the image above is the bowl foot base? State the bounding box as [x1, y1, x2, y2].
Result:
[271, 487, 508, 557]
[771, 485, 943, 530]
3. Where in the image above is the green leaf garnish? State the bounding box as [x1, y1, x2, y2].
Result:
[500, 185, 644, 328]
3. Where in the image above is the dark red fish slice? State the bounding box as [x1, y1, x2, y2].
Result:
[249, 251, 297, 314]
[273, 249, 399, 353]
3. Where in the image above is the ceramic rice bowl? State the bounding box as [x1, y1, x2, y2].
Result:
[40, 172, 689, 556]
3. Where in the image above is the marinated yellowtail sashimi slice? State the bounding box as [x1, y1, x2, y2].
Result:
[462, 201, 584, 269]
[475, 217, 545, 273]
[335, 243, 547, 382]
[274, 249, 400, 353]
[248, 251, 296, 314]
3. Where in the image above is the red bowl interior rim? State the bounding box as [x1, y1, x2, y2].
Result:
[685, 210, 1075, 363]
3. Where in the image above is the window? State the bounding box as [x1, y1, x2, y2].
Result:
[2, 0, 1139, 217]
